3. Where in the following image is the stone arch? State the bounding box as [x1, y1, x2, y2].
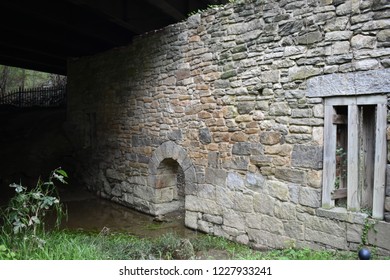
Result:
[148, 141, 197, 215]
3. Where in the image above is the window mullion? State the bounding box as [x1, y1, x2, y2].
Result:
[347, 104, 360, 211]
[373, 103, 387, 219]
[322, 103, 337, 208]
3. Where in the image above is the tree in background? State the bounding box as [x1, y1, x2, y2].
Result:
[0, 65, 66, 94]
[0, 66, 10, 94]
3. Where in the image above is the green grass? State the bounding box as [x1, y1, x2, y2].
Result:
[1, 230, 379, 260]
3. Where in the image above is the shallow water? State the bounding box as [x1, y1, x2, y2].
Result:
[57, 187, 196, 238]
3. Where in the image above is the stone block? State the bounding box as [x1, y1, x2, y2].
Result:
[267, 180, 289, 201]
[353, 59, 380, 71]
[222, 156, 249, 171]
[185, 211, 198, 230]
[288, 66, 322, 81]
[199, 127, 211, 144]
[120, 181, 133, 193]
[232, 192, 254, 213]
[351, 34, 376, 49]
[247, 228, 292, 249]
[153, 200, 182, 216]
[134, 197, 151, 214]
[106, 168, 126, 181]
[279, 21, 304, 36]
[324, 16, 349, 31]
[305, 228, 347, 249]
[372, 0, 390, 11]
[197, 184, 216, 199]
[299, 187, 321, 208]
[246, 213, 262, 230]
[203, 214, 223, 225]
[155, 187, 174, 203]
[260, 131, 281, 145]
[312, 127, 324, 145]
[245, 172, 266, 190]
[297, 31, 323, 45]
[223, 209, 246, 231]
[111, 184, 122, 197]
[275, 168, 306, 184]
[346, 223, 363, 243]
[269, 102, 291, 116]
[237, 102, 255, 114]
[261, 70, 280, 83]
[168, 129, 182, 141]
[283, 220, 304, 240]
[291, 144, 323, 170]
[185, 195, 223, 215]
[261, 215, 285, 235]
[291, 109, 313, 118]
[264, 144, 292, 156]
[230, 131, 249, 142]
[216, 187, 234, 209]
[288, 184, 300, 204]
[336, 0, 359, 15]
[208, 152, 219, 168]
[284, 46, 307, 57]
[134, 185, 155, 201]
[226, 172, 245, 191]
[328, 41, 350, 55]
[236, 234, 249, 245]
[368, 221, 390, 250]
[198, 220, 212, 233]
[250, 155, 273, 167]
[307, 69, 390, 97]
[232, 142, 251, 155]
[377, 29, 390, 43]
[253, 193, 275, 215]
[274, 201, 297, 220]
[307, 170, 322, 188]
[205, 168, 227, 187]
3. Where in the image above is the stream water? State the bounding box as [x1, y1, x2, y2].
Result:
[57, 186, 196, 238]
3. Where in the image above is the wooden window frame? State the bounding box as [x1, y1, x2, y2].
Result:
[322, 95, 387, 219]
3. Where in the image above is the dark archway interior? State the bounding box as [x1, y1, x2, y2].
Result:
[156, 158, 186, 214]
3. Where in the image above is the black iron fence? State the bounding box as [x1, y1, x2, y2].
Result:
[0, 85, 66, 108]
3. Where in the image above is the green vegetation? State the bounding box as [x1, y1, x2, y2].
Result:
[1, 229, 367, 260]
[0, 168, 68, 260]
[0, 65, 66, 94]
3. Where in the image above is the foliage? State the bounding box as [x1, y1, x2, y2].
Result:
[0, 168, 68, 259]
[2, 229, 388, 260]
[0, 65, 66, 94]
[0, 244, 16, 260]
[361, 217, 376, 247]
[1, 168, 67, 236]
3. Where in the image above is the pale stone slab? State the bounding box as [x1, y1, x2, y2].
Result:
[307, 69, 390, 97]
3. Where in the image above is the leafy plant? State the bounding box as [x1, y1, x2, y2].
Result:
[0, 244, 16, 260]
[1, 168, 68, 236]
[361, 217, 376, 247]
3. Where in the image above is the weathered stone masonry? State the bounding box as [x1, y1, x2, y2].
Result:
[66, 0, 390, 254]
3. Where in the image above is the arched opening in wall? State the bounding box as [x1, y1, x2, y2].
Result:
[155, 158, 185, 217]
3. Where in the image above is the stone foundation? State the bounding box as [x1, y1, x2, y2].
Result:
[66, 0, 390, 254]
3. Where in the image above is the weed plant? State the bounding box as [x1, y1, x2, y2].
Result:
[0, 168, 68, 259]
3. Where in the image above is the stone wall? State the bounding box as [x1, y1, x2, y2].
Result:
[66, 0, 390, 254]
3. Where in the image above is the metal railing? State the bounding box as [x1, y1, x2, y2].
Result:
[0, 85, 66, 108]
